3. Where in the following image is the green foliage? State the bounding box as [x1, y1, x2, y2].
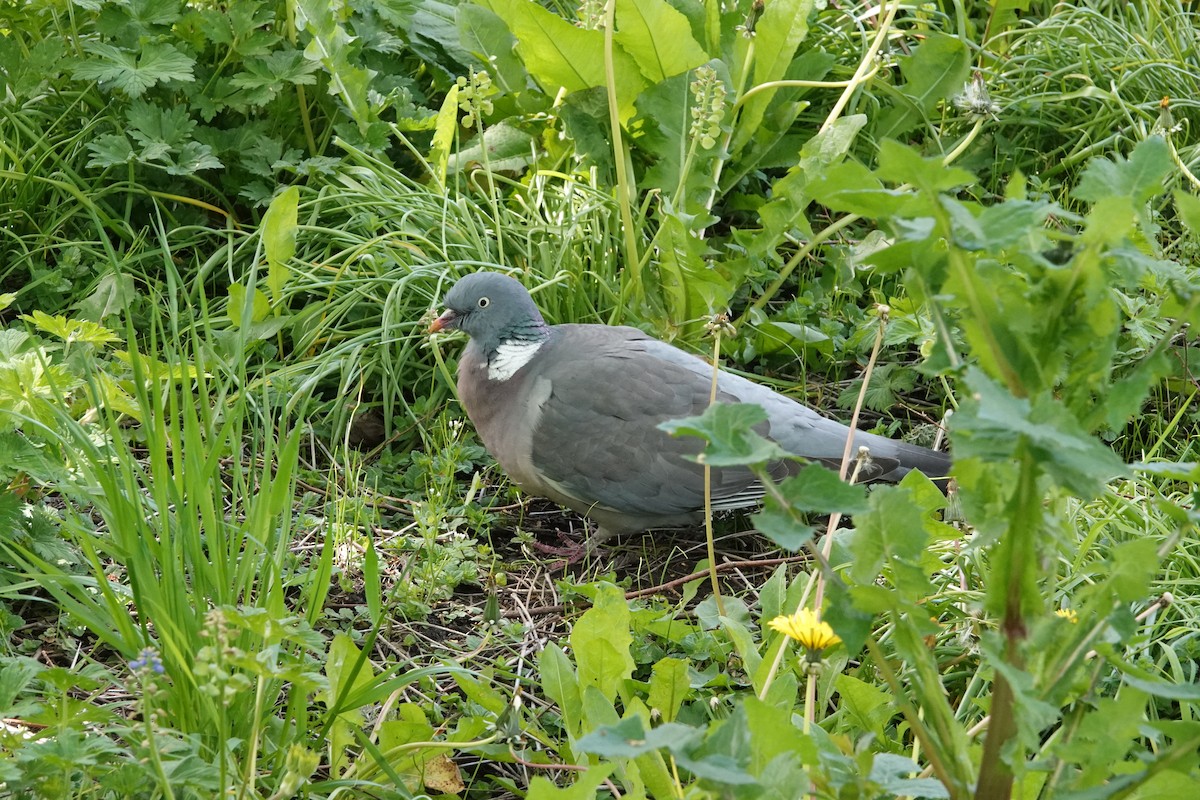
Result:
[4, 0, 1200, 797]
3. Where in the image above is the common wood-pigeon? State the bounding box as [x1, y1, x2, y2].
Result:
[431, 272, 951, 539]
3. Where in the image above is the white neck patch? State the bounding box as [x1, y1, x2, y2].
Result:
[488, 340, 543, 381]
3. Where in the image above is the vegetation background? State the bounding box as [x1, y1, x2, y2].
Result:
[1, 0, 1199, 797]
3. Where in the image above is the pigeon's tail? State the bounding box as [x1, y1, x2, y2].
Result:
[874, 439, 953, 489]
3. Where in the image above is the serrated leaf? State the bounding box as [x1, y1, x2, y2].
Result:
[86, 134, 137, 168]
[127, 100, 196, 146]
[72, 42, 195, 97]
[230, 51, 319, 97]
[952, 368, 1125, 496]
[759, 115, 867, 238]
[659, 402, 790, 467]
[1074, 136, 1172, 205]
[20, 311, 120, 347]
[754, 465, 868, 550]
[164, 141, 222, 175]
[845, 482, 943, 598]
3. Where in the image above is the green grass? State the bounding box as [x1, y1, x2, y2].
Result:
[2, 0, 1200, 797]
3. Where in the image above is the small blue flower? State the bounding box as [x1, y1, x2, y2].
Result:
[130, 647, 165, 675]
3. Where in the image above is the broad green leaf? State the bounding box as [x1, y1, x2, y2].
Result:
[1091, 350, 1170, 431]
[1056, 689, 1146, 784]
[634, 71, 709, 198]
[1080, 195, 1138, 246]
[876, 139, 975, 193]
[873, 32, 970, 141]
[659, 402, 789, 467]
[808, 160, 901, 217]
[526, 765, 614, 799]
[1121, 675, 1200, 701]
[474, 0, 646, 117]
[845, 482, 941, 598]
[452, 674, 509, 716]
[750, 321, 831, 358]
[952, 368, 1125, 497]
[1174, 188, 1200, 238]
[948, 198, 1053, 252]
[754, 465, 868, 551]
[320, 633, 377, 776]
[570, 583, 635, 703]
[741, 695, 809, 772]
[228, 283, 271, 330]
[262, 186, 299, 302]
[580, 684, 621, 730]
[448, 119, 536, 175]
[1107, 538, 1159, 603]
[734, 0, 814, 149]
[408, 0, 477, 76]
[835, 674, 895, 742]
[614, 0, 708, 83]
[576, 716, 701, 758]
[457, 4, 527, 94]
[869, 754, 951, 799]
[539, 643, 582, 738]
[651, 207, 721, 331]
[647, 657, 690, 723]
[758, 115, 867, 239]
[823, 577, 875, 654]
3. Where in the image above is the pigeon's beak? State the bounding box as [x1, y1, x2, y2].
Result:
[429, 308, 458, 333]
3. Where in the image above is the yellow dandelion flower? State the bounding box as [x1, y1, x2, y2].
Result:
[768, 609, 842, 654]
[1055, 608, 1078, 624]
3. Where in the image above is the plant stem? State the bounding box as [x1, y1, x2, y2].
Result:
[820, 0, 900, 134]
[704, 322, 726, 617]
[975, 445, 1040, 799]
[603, 0, 641, 312]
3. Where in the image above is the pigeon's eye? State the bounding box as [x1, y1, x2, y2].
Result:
[478, 297, 490, 308]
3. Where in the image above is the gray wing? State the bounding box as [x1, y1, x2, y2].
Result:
[530, 325, 950, 517]
[530, 326, 774, 517]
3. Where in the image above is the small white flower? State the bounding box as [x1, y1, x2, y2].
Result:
[953, 72, 1000, 121]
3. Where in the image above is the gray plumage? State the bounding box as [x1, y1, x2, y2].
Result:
[432, 272, 950, 539]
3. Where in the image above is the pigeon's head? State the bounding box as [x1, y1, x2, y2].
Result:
[430, 272, 548, 346]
